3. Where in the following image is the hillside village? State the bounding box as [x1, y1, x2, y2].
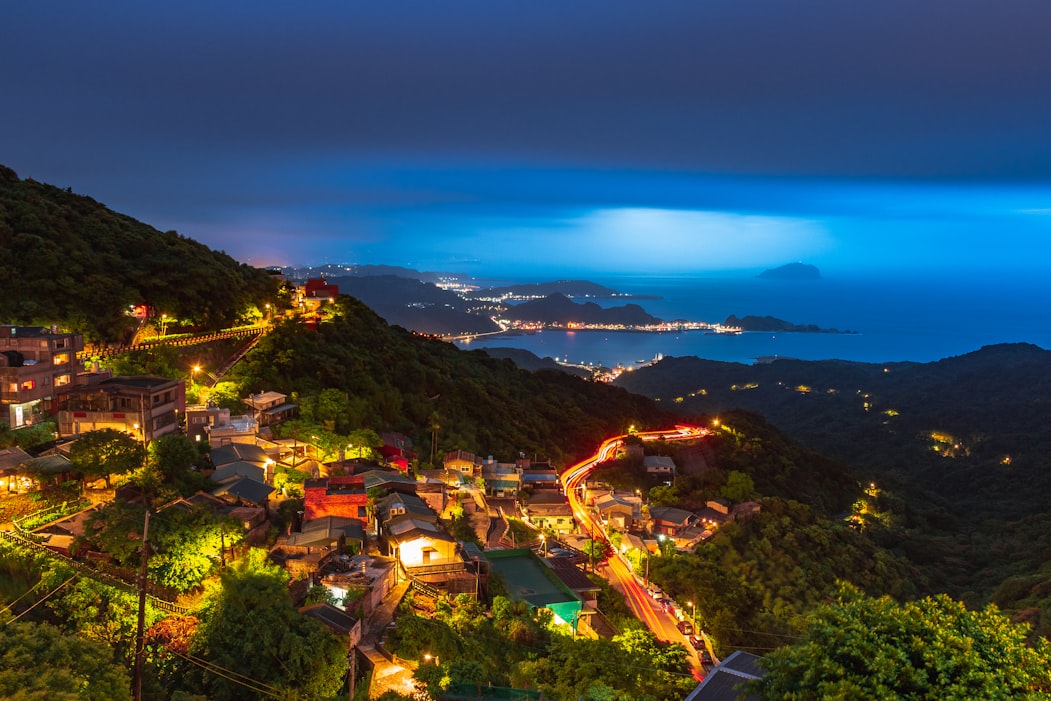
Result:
[0, 293, 755, 698]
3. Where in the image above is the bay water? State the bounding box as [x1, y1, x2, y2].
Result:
[455, 272, 1051, 367]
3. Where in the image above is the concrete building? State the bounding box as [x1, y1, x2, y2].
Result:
[55, 374, 184, 443]
[0, 325, 83, 428]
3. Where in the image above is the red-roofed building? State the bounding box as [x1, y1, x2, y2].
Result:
[303, 475, 368, 521]
[304, 278, 339, 301]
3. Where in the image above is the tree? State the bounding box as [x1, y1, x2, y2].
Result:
[149, 433, 200, 481]
[68, 428, 145, 488]
[187, 549, 346, 700]
[720, 470, 755, 503]
[0, 621, 133, 701]
[754, 584, 1051, 700]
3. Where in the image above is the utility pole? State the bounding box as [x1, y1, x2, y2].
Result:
[348, 645, 357, 701]
[134, 510, 151, 701]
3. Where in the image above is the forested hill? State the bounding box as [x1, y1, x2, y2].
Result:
[0, 165, 277, 341]
[614, 343, 1051, 518]
[228, 296, 675, 465]
[615, 344, 1051, 625]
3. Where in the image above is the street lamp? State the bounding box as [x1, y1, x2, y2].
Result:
[160, 313, 168, 337]
[687, 600, 697, 630]
[540, 533, 547, 557]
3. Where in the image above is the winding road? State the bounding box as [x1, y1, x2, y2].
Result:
[559, 425, 709, 678]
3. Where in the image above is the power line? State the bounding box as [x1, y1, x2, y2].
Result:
[0, 579, 43, 616]
[170, 650, 286, 699]
[7, 573, 78, 624]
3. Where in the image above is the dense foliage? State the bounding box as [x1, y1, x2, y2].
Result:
[0, 164, 277, 341]
[82, 499, 245, 592]
[228, 296, 674, 465]
[187, 550, 347, 700]
[649, 497, 920, 653]
[387, 593, 694, 701]
[617, 345, 1051, 624]
[0, 621, 133, 701]
[754, 585, 1051, 700]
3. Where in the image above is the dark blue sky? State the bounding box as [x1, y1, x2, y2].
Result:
[4, 1, 1051, 277]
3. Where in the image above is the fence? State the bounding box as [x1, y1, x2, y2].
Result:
[11, 500, 89, 535]
[0, 529, 190, 615]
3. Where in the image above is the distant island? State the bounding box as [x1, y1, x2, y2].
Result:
[725, 314, 856, 334]
[758, 262, 821, 280]
[504, 293, 662, 326]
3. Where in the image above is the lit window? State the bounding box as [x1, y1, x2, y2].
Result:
[55, 375, 71, 387]
[53, 353, 69, 365]
[20, 380, 35, 391]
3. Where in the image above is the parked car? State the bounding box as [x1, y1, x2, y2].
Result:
[648, 588, 665, 600]
[699, 649, 713, 664]
[676, 620, 693, 635]
[688, 635, 704, 650]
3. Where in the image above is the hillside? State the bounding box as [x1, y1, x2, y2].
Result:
[0, 165, 277, 342]
[328, 274, 499, 335]
[503, 293, 662, 325]
[227, 296, 674, 465]
[614, 344, 1051, 624]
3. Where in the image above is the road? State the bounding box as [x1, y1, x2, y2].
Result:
[560, 425, 709, 678]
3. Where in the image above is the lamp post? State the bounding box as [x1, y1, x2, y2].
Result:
[540, 533, 547, 557]
[159, 313, 168, 337]
[687, 600, 697, 630]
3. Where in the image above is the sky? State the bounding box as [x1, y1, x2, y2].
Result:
[3, 1, 1051, 279]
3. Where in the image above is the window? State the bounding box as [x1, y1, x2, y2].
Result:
[55, 374, 70, 387]
[53, 353, 69, 365]
[20, 380, 35, 391]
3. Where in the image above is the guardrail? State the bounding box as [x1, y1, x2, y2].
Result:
[12, 500, 90, 536]
[0, 529, 190, 615]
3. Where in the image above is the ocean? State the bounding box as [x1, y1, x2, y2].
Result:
[454, 272, 1051, 367]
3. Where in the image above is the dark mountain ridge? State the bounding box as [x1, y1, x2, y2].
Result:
[503, 293, 662, 325]
[0, 165, 277, 342]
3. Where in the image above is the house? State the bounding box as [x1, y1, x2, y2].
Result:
[481, 460, 521, 497]
[210, 443, 272, 478]
[521, 467, 560, 491]
[184, 403, 230, 443]
[56, 374, 184, 443]
[379, 431, 416, 471]
[303, 277, 339, 302]
[443, 450, 482, 477]
[0, 325, 83, 428]
[30, 505, 101, 555]
[304, 475, 368, 521]
[211, 476, 275, 509]
[385, 514, 458, 567]
[593, 492, 643, 532]
[0, 446, 34, 493]
[521, 492, 575, 534]
[211, 461, 265, 484]
[649, 505, 696, 536]
[299, 602, 362, 650]
[644, 455, 676, 479]
[287, 515, 365, 553]
[243, 391, 296, 426]
[21, 453, 76, 488]
[202, 413, 259, 447]
[695, 499, 732, 530]
[683, 650, 766, 701]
